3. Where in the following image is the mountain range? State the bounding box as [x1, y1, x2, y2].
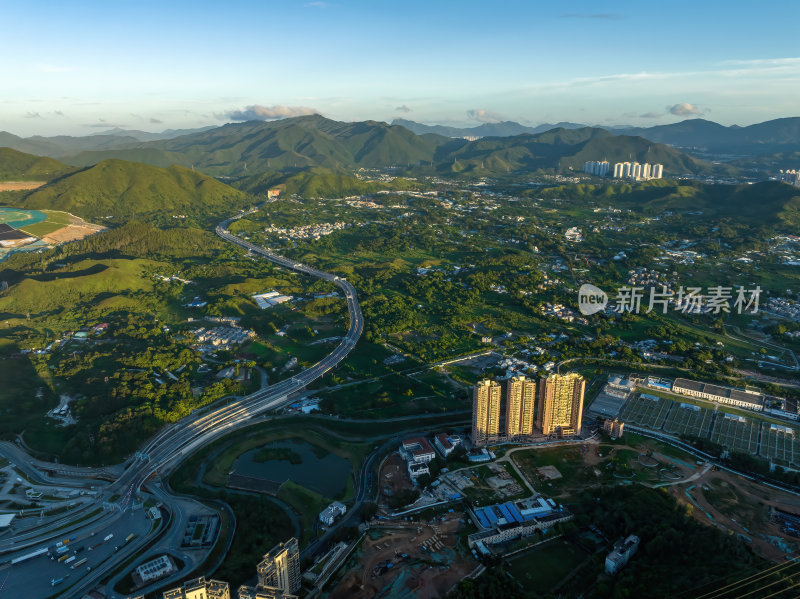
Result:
[395, 117, 800, 164]
[390, 119, 587, 138]
[4, 115, 730, 178]
[4, 114, 800, 181]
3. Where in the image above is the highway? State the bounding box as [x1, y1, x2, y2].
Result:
[0, 208, 364, 597]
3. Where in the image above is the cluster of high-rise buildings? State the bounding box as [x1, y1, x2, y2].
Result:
[583, 161, 664, 181]
[471, 373, 585, 446]
[779, 169, 800, 187]
[583, 160, 610, 177]
[159, 538, 300, 599]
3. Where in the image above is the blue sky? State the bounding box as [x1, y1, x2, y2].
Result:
[2, 0, 800, 135]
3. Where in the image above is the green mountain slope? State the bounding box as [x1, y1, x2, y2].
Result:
[0, 147, 76, 181]
[145, 115, 445, 175]
[62, 147, 190, 169]
[19, 159, 251, 223]
[231, 166, 419, 197]
[541, 179, 800, 228]
[433, 127, 729, 177]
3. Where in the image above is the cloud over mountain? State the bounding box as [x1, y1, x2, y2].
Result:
[467, 108, 503, 123]
[668, 102, 706, 117]
[225, 105, 319, 121]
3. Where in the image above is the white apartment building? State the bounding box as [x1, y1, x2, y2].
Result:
[583, 161, 610, 176]
[612, 161, 664, 181]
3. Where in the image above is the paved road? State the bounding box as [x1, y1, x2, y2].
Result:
[0, 207, 365, 597]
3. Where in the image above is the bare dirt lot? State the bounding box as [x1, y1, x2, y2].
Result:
[330, 514, 477, 599]
[0, 181, 45, 192]
[380, 453, 414, 504]
[42, 224, 104, 244]
[669, 469, 800, 562]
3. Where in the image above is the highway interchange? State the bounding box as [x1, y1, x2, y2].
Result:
[0, 208, 365, 598]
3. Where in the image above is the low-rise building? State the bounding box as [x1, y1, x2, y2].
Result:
[645, 376, 673, 392]
[237, 586, 297, 599]
[319, 501, 347, 526]
[401, 437, 436, 463]
[434, 433, 460, 457]
[163, 577, 231, 599]
[467, 509, 573, 549]
[605, 534, 640, 574]
[134, 554, 175, 587]
[408, 462, 430, 479]
[673, 378, 764, 411]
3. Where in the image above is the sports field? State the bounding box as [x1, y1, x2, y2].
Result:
[19, 210, 73, 237]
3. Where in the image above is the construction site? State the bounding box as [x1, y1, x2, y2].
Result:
[327, 513, 478, 599]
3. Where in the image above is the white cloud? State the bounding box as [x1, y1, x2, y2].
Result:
[395, 105, 412, 113]
[667, 102, 705, 117]
[224, 104, 318, 121]
[639, 111, 664, 119]
[721, 57, 800, 67]
[467, 108, 503, 123]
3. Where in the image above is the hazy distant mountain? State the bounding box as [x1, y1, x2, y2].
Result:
[0, 126, 219, 159]
[88, 126, 216, 142]
[618, 117, 800, 157]
[0, 131, 65, 157]
[0, 147, 76, 181]
[391, 118, 587, 138]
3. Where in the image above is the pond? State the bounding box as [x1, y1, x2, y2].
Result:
[232, 438, 351, 498]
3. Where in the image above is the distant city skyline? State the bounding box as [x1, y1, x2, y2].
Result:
[2, 0, 799, 136]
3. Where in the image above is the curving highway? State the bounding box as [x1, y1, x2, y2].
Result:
[0, 207, 364, 596]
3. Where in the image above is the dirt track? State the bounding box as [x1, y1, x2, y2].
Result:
[0, 181, 45, 192]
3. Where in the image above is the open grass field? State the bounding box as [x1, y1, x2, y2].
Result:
[507, 539, 590, 592]
[710, 414, 761, 454]
[277, 480, 328, 543]
[18, 210, 74, 237]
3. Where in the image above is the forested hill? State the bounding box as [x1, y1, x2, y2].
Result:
[28, 115, 727, 179]
[0, 147, 76, 181]
[18, 158, 251, 224]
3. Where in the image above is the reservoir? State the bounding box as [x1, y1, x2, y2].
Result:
[233, 438, 351, 497]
